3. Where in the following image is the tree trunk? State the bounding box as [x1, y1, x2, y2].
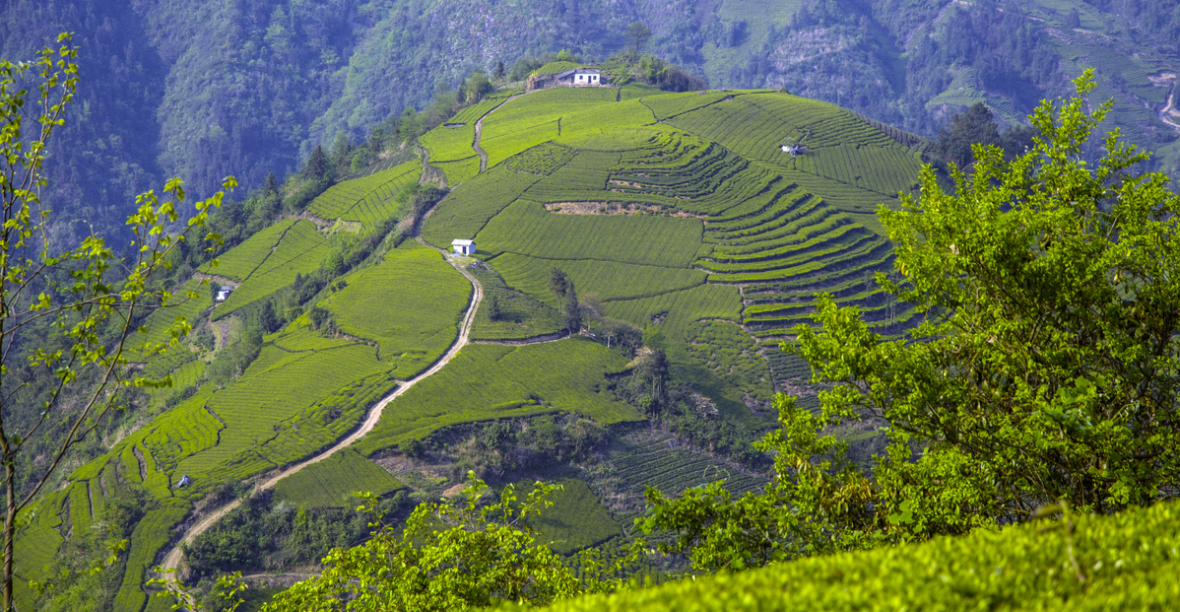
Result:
[4, 460, 15, 612]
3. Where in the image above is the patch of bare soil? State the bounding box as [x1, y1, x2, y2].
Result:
[545, 201, 705, 218]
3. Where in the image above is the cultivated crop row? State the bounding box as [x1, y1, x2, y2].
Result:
[490, 252, 707, 306]
[211, 219, 297, 281]
[215, 220, 331, 318]
[478, 200, 704, 269]
[322, 245, 470, 378]
[273, 448, 402, 509]
[506, 142, 578, 175]
[307, 160, 421, 224]
[685, 321, 775, 403]
[421, 164, 541, 247]
[602, 284, 742, 343]
[356, 341, 640, 455]
[525, 150, 621, 199]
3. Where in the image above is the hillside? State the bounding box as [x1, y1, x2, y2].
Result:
[541, 499, 1180, 611]
[12, 79, 939, 611]
[3, 0, 1177, 249]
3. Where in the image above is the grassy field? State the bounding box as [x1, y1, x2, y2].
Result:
[273, 448, 403, 509]
[320, 243, 472, 379]
[356, 340, 642, 454]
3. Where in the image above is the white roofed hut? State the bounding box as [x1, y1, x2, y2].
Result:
[452, 239, 476, 256]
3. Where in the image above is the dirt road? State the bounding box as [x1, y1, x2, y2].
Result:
[473, 93, 526, 173]
[159, 250, 483, 579]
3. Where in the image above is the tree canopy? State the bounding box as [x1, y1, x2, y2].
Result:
[643, 70, 1180, 570]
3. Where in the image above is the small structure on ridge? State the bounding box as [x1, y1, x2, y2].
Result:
[452, 239, 476, 256]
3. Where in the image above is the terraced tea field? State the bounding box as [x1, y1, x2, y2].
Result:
[214, 220, 332, 319]
[356, 340, 641, 454]
[422, 85, 922, 352]
[20, 83, 928, 611]
[306, 160, 422, 225]
[320, 243, 472, 378]
[273, 448, 403, 509]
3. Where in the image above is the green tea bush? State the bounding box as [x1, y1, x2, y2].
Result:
[546, 500, 1180, 611]
[273, 449, 403, 509]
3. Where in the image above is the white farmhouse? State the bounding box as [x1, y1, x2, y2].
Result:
[452, 239, 476, 256]
[556, 68, 602, 87]
[216, 286, 234, 302]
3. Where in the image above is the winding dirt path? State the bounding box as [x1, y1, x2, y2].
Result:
[472, 93, 526, 173]
[160, 249, 484, 579]
[1160, 85, 1180, 133]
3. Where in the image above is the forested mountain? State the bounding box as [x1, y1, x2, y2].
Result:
[3, 0, 1178, 249]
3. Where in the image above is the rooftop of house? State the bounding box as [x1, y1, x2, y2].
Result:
[452, 239, 475, 246]
[556, 68, 601, 79]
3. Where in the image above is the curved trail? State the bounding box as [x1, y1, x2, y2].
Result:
[472, 93, 526, 173]
[160, 248, 484, 578]
[1160, 85, 1180, 133]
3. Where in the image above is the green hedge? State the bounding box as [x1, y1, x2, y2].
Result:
[540, 501, 1180, 611]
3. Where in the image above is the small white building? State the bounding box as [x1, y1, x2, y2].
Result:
[557, 68, 602, 87]
[452, 239, 476, 256]
[216, 286, 233, 302]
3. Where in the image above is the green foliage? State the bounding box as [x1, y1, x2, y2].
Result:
[550, 499, 1180, 611]
[319, 244, 472, 378]
[357, 341, 641, 454]
[263, 476, 634, 612]
[684, 321, 774, 404]
[214, 221, 332, 319]
[273, 449, 403, 510]
[493, 253, 706, 307]
[642, 73, 1180, 575]
[505, 143, 579, 176]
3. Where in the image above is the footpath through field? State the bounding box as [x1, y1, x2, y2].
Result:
[473, 93, 527, 173]
[159, 241, 485, 586]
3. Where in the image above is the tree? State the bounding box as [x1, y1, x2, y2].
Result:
[625, 22, 653, 54]
[547, 267, 569, 315]
[935, 102, 1002, 168]
[493, 61, 505, 80]
[563, 282, 581, 334]
[303, 145, 329, 182]
[1, 35, 231, 611]
[643, 71, 1180, 568]
[260, 475, 635, 612]
[464, 71, 493, 103]
[264, 172, 279, 196]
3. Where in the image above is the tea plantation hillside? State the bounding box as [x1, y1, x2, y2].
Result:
[15, 84, 935, 612]
[12, 219, 470, 608]
[421, 85, 925, 394]
[540, 500, 1180, 611]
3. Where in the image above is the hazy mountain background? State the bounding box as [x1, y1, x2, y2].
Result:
[3, 0, 1177, 245]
